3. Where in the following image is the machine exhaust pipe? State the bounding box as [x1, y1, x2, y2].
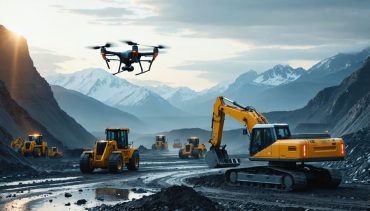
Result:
[205, 147, 240, 168]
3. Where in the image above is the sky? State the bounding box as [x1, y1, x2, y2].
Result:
[1, 0, 370, 91]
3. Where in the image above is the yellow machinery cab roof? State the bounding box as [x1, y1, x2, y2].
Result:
[188, 136, 199, 140]
[106, 128, 130, 131]
[156, 135, 166, 137]
[28, 133, 43, 137]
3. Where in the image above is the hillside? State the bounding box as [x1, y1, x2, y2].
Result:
[0, 25, 95, 148]
[51, 85, 143, 132]
[266, 57, 370, 136]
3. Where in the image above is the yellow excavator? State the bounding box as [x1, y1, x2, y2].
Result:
[179, 137, 207, 159]
[205, 96, 345, 191]
[21, 134, 48, 157]
[152, 135, 168, 151]
[80, 128, 139, 174]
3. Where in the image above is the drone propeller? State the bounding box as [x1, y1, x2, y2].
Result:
[142, 44, 168, 49]
[121, 40, 139, 46]
[87, 42, 115, 49]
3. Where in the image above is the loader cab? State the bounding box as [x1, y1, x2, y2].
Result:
[187, 137, 199, 147]
[249, 124, 291, 156]
[156, 135, 166, 143]
[28, 134, 43, 145]
[106, 128, 129, 149]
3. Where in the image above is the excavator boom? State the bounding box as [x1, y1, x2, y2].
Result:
[206, 96, 268, 168]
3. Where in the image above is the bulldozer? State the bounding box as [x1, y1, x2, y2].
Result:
[48, 147, 64, 158]
[172, 139, 182, 148]
[21, 134, 48, 157]
[80, 128, 139, 174]
[205, 96, 345, 191]
[179, 137, 207, 159]
[10, 137, 25, 152]
[151, 135, 168, 151]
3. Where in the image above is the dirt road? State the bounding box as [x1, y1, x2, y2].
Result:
[0, 151, 369, 210]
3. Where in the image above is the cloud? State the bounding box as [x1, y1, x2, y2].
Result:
[29, 47, 74, 75]
[135, 0, 370, 45]
[66, 7, 134, 18]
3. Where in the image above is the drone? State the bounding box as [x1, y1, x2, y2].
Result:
[88, 40, 167, 76]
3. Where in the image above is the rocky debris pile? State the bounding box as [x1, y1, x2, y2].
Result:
[189, 174, 225, 188]
[324, 128, 370, 183]
[89, 185, 220, 211]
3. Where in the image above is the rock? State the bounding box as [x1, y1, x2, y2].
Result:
[76, 199, 87, 205]
[78, 189, 83, 192]
[49, 199, 53, 203]
[65, 202, 71, 206]
[64, 193, 72, 198]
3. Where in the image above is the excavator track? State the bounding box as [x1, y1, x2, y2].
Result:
[225, 164, 342, 191]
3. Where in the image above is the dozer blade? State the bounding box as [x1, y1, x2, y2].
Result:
[205, 148, 240, 168]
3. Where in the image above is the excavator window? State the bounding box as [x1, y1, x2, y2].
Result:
[275, 127, 291, 139]
[28, 135, 42, 145]
[250, 128, 275, 156]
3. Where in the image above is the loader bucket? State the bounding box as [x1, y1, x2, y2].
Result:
[205, 148, 240, 168]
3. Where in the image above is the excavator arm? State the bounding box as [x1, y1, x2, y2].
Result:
[210, 96, 268, 148]
[205, 96, 268, 168]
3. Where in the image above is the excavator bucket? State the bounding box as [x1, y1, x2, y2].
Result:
[205, 148, 240, 168]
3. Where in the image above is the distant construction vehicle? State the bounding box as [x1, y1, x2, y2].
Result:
[179, 137, 207, 159]
[10, 137, 25, 152]
[48, 147, 63, 158]
[21, 134, 48, 157]
[80, 128, 139, 174]
[205, 96, 345, 191]
[172, 139, 182, 148]
[152, 135, 168, 151]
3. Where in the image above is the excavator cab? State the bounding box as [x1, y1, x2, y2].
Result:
[250, 125, 290, 156]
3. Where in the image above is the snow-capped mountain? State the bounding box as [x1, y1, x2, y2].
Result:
[252, 65, 306, 86]
[47, 68, 185, 117]
[146, 85, 199, 102]
[298, 47, 370, 84]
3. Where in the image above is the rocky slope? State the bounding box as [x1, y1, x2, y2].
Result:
[51, 85, 143, 132]
[266, 56, 370, 136]
[325, 128, 370, 183]
[0, 25, 95, 148]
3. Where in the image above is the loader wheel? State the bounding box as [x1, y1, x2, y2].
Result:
[108, 154, 123, 173]
[33, 148, 41, 158]
[80, 153, 94, 174]
[44, 147, 48, 157]
[152, 144, 156, 150]
[192, 148, 200, 159]
[127, 151, 140, 170]
[179, 149, 185, 159]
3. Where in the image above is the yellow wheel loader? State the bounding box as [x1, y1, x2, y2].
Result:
[172, 139, 182, 148]
[80, 128, 139, 174]
[10, 137, 25, 152]
[151, 135, 168, 151]
[48, 147, 64, 158]
[205, 96, 345, 191]
[179, 137, 207, 159]
[21, 134, 48, 157]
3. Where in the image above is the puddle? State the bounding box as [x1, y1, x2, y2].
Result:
[26, 186, 152, 211]
[140, 161, 189, 165]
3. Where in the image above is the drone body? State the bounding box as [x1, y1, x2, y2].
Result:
[88, 41, 165, 76]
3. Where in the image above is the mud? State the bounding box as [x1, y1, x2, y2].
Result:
[90, 185, 219, 211]
[0, 151, 369, 211]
